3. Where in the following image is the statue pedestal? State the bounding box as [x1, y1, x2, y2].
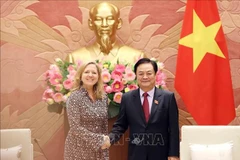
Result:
[108, 117, 129, 160]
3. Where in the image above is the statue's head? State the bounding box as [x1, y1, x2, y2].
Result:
[88, 2, 122, 54]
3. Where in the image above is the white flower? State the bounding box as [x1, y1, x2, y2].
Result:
[55, 58, 63, 63]
[157, 62, 165, 70]
[150, 57, 157, 61]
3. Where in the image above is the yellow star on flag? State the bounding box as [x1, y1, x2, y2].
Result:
[179, 10, 225, 72]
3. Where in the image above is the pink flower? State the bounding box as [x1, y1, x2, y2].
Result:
[55, 84, 63, 91]
[62, 95, 69, 102]
[43, 70, 50, 80]
[122, 78, 127, 84]
[111, 69, 123, 80]
[67, 70, 76, 80]
[105, 86, 113, 93]
[157, 62, 165, 70]
[49, 64, 59, 71]
[127, 84, 138, 90]
[113, 92, 123, 103]
[98, 63, 103, 69]
[160, 81, 166, 87]
[124, 67, 136, 81]
[111, 79, 124, 92]
[48, 70, 62, 79]
[49, 77, 61, 85]
[76, 60, 82, 68]
[67, 65, 75, 72]
[114, 64, 125, 73]
[53, 93, 63, 103]
[42, 89, 54, 101]
[46, 64, 64, 85]
[156, 71, 166, 85]
[63, 79, 74, 89]
[49, 72, 63, 85]
[102, 70, 111, 83]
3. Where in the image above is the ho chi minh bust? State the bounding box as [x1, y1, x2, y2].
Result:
[67, 2, 144, 64]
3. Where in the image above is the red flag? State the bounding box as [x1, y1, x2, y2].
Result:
[175, 0, 235, 125]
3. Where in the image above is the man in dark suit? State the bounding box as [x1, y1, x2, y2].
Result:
[109, 58, 179, 160]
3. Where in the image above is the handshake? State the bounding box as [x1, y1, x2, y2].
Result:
[101, 135, 111, 149]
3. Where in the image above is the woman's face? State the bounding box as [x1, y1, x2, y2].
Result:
[81, 64, 99, 89]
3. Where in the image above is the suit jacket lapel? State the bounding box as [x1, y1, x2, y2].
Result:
[133, 89, 147, 125]
[148, 87, 162, 123]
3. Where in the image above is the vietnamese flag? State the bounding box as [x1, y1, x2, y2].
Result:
[175, 0, 236, 125]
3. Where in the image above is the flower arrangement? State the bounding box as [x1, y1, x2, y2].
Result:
[42, 58, 78, 108]
[42, 58, 166, 118]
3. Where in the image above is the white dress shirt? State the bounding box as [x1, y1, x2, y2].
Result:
[139, 87, 155, 114]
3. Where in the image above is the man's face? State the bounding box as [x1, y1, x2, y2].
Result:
[91, 5, 119, 42]
[136, 63, 156, 92]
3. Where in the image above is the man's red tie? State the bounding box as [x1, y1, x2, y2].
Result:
[143, 92, 150, 122]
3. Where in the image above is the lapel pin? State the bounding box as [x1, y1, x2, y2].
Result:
[154, 100, 158, 104]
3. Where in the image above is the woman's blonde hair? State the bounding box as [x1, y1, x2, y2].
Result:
[72, 62, 104, 99]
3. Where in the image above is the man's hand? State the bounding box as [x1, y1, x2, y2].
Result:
[101, 135, 111, 149]
[168, 157, 179, 160]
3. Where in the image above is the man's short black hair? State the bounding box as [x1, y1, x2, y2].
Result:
[134, 58, 158, 74]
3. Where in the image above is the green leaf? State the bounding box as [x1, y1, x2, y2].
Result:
[108, 93, 114, 101]
[108, 102, 120, 118]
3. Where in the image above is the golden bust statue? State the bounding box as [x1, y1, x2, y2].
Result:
[67, 2, 144, 64]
